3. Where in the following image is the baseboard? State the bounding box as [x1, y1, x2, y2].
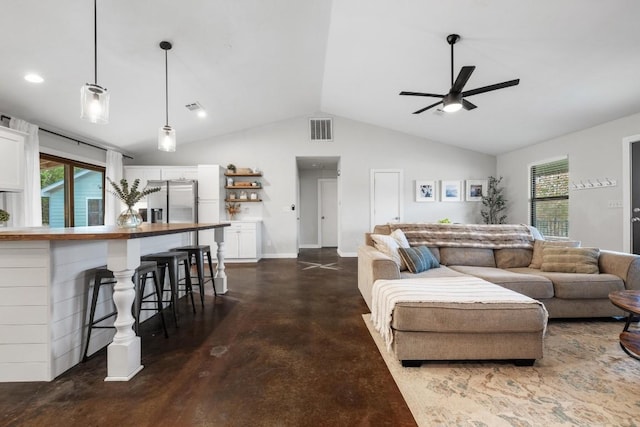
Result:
[299, 244, 321, 249]
[337, 249, 357, 257]
[261, 253, 298, 259]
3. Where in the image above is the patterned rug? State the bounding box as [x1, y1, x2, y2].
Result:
[363, 315, 640, 426]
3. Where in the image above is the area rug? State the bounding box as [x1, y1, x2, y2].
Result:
[363, 315, 640, 426]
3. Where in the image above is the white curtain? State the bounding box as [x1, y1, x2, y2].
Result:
[104, 149, 123, 225]
[8, 118, 42, 227]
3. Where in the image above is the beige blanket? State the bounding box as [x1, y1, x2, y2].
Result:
[371, 277, 547, 351]
[388, 223, 534, 249]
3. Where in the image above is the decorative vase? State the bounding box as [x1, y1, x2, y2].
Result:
[117, 207, 143, 228]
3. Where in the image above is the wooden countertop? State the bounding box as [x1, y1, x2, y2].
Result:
[0, 223, 230, 241]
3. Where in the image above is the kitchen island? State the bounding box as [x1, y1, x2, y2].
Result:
[0, 223, 229, 382]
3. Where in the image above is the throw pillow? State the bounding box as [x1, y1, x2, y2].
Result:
[371, 229, 411, 271]
[370, 233, 402, 268]
[398, 246, 440, 274]
[529, 239, 581, 269]
[541, 247, 600, 274]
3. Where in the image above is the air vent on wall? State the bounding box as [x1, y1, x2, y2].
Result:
[309, 118, 333, 142]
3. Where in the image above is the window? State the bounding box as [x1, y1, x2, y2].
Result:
[40, 154, 105, 227]
[530, 158, 569, 238]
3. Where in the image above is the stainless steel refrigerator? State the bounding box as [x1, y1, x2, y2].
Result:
[146, 179, 198, 242]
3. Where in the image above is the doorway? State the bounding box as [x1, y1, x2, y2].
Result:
[296, 157, 340, 250]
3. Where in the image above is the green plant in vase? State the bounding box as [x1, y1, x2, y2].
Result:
[107, 178, 160, 228]
[481, 176, 508, 224]
[0, 209, 9, 225]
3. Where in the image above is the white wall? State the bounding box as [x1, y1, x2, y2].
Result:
[130, 114, 496, 256]
[497, 111, 640, 251]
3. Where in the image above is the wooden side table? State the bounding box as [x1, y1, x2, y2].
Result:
[609, 290, 640, 360]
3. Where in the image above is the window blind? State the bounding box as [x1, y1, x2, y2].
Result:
[530, 158, 569, 237]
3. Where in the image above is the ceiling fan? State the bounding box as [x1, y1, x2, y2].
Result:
[399, 34, 520, 114]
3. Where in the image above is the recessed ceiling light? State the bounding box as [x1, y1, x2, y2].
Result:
[24, 73, 44, 83]
[197, 110, 207, 118]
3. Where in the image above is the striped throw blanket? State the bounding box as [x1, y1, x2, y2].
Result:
[371, 277, 547, 351]
[388, 223, 534, 249]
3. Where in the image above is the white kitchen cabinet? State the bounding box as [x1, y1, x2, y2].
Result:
[224, 221, 261, 262]
[160, 166, 198, 180]
[0, 127, 25, 192]
[198, 199, 221, 247]
[197, 164, 222, 200]
[123, 166, 162, 190]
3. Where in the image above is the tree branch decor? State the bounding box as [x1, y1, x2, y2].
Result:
[481, 176, 507, 224]
[107, 178, 160, 208]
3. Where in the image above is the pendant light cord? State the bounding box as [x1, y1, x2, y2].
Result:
[165, 48, 169, 127]
[450, 40, 454, 87]
[93, 0, 98, 85]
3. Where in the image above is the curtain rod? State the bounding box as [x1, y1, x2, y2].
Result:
[1, 114, 133, 160]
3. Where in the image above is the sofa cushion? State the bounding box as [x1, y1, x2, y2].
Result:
[449, 265, 554, 299]
[541, 247, 600, 274]
[439, 247, 496, 267]
[495, 248, 533, 269]
[529, 239, 581, 269]
[399, 265, 467, 280]
[538, 272, 623, 299]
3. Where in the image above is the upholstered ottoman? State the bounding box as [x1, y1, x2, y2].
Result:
[371, 277, 548, 367]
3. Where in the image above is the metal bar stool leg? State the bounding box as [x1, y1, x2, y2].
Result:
[151, 270, 169, 338]
[194, 250, 206, 306]
[82, 273, 105, 362]
[183, 258, 196, 313]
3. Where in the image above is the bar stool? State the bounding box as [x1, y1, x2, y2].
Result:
[82, 261, 168, 362]
[141, 251, 196, 325]
[170, 245, 218, 306]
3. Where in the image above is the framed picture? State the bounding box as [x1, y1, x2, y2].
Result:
[441, 180, 462, 202]
[415, 180, 436, 202]
[466, 179, 488, 201]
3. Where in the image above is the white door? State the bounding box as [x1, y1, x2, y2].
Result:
[371, 169, 402, 229]
[318, 179, 338, 247]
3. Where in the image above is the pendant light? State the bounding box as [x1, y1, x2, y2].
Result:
[80, 0, 109, 124]
[158, 41, 176, 152]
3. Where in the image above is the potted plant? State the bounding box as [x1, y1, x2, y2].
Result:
[481, 176, 507, 224]
[225, 202, 241, 220]
[226, 163, 237, 174]
[107, 178, 160, 228]
[0, 209, 9, 226]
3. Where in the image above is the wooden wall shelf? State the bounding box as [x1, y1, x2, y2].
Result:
[225, 199, 262, 203]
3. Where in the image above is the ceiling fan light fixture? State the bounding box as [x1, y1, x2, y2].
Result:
[158, 41, 176, 152]
[81, 0, 109, 124]
[442, 93, 463, 113]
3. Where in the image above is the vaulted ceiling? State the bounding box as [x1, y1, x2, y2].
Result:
[1, 0, 640, 157]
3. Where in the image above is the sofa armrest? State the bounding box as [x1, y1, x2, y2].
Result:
[599, 250, 640, 291]
[357, 245, 401, 310]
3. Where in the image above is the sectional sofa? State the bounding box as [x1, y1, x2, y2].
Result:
[359, 223, 640, 365]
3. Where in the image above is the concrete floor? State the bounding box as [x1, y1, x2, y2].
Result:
[0, 248, 416, 426]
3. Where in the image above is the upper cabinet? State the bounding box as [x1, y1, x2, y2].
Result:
[123, 166, 162, 191]
[160, 166, 198, 181]
[197, 164, 222, 200]
[0, 127, 25, 192]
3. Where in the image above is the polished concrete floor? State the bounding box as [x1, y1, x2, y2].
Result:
[0, 249, 416, 427]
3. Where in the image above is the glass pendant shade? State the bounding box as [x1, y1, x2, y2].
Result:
[81, 83, 110, 124]
[158, 125, 176, 152]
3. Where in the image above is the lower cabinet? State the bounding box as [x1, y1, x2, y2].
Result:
[224, 221, 261, 262]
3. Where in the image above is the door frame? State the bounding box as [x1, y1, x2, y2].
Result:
[370, 169, 403, 230]
[622, 134, 640, 252]
[317, 178, 338, 247]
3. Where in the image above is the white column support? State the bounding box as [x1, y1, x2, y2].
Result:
[214, 227, 228, 294]
[105, 239, 143, 381]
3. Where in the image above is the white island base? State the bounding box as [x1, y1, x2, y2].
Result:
[0, 223, 228, 382]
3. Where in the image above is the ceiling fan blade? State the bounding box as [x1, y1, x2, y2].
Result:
[412, 100, 443, 114]
[451, 66, 475, 93]
[462, 99, 477, 110]
[399, 91, 445, 98]
[462, 79, 520, 97]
